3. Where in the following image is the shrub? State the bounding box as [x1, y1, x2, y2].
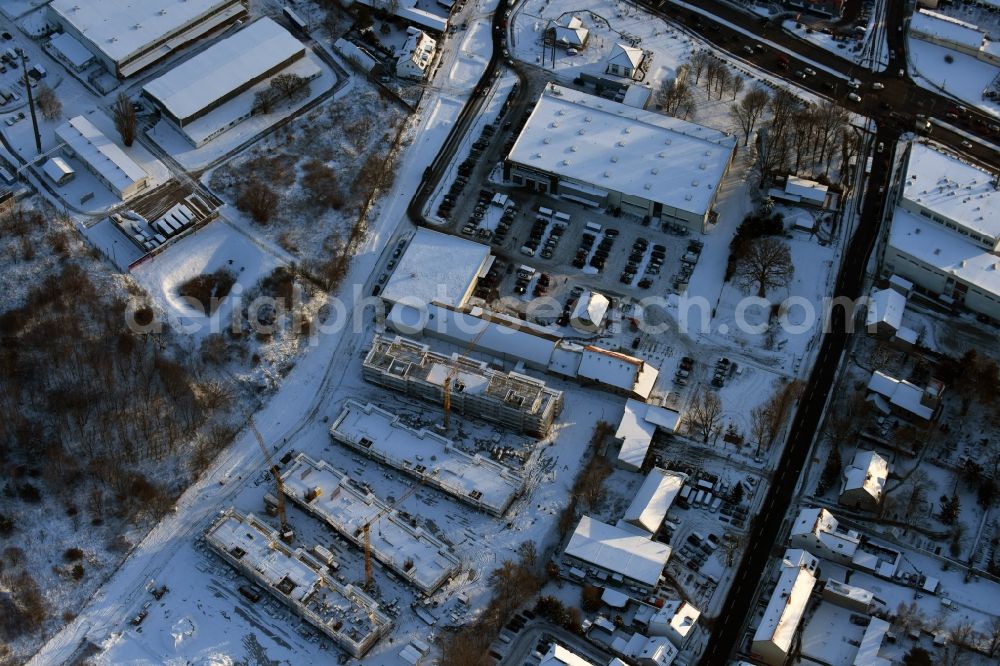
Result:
[63, 547, 84, 562]
[177, 268, 237, 314]
[71, 563, 85, 580]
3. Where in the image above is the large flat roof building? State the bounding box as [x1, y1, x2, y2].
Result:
[143, 17, 309, 130]
[382, 229, 494, 308]
[329, 400, 525, 516]
[623, 468, 687, 534]
[49, 0, 248, 78]
[505, 84, 737, 233]
[56, 115, 149, 199]
[281, 454, 460, 595]
[205, 509, 390, 657]
[563, 515, 671, 589]
[883, 141, 1000, 322]
[362, 334, 563, 437]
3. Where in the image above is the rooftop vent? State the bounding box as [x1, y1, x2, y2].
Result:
[617, 140, 626, 147]
[570, 145, 578, 152]
[692, 180, 699, 187]
[610, 156, 619, 163]
[584, 115, 592, 122]
[562, 159, 571, 166]
[578, 128, 586, 135]
[651, 167, 659, 174]
[604, 171, 612, 178]
[543, 137, 550, 144]
[644, 183, 651, 190]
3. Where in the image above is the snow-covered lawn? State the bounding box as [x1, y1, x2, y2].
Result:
[908, 37, 1000, 120]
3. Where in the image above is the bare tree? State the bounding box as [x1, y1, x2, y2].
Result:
[112, 93, 136, 147]
[687, 389, 723, 443]
[715, 67, 733, 100]
[987, 615, 1000, 656]
[705, 59, 724, 94]
[730, 74, 745, 101]
[236, 179, 279, 223]
[891, 469, 936, 532]
[750, 404, 769, 455]
[657, 77, 695, 118]
[687, 51, 710, 85]
[730, 86, 770, 146]
[735, 237, 793, 298]
[35, 84, 61, 121]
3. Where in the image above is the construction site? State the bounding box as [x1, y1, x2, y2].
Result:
[204, 509, 391, 658]
[280, 453, 461, 596]
[361, 334, 564, 437]
[329, 400, 526, 517]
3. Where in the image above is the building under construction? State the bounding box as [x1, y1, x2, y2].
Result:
[280, 454, 460, 596]
[362, 335, 563, 437]
[204, 509, 391, 657]
[329, 400, 525, 517]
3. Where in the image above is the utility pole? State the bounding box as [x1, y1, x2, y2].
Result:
[20, 52, 41, 154]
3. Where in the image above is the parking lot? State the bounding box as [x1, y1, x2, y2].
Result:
[0, 31, 46, 122]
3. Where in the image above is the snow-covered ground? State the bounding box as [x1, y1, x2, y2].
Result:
[908, 37, 1000, 120]
[780, 0, 890, 72]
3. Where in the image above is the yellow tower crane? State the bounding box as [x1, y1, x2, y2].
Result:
[360, 480, 423, 588]
[249, 416, 293, 542]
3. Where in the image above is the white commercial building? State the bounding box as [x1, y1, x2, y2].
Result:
[396, 27, 436, 80]
[281, 454, 460, 595]
[55, 115, 149, 199]
[789, 507, 860, 564]
[909, 9, 1000, 66]
[822, 579, 875, 613]
[205, 509, 390, 657]
[751, 549, 819, 666]
[143, 18, 319, 146]
[623, 468, 687, 534]
[564, 515, 670, 589]
[505, 84, 737, 233]
[382, 228, 494, 308]
[49, 31, 94, 71]
[48, 0, 248, 78]
[615, 399, 682, 472]
[329, 400, 525, 516]
[839, 451, 889, 511]
[882, 142, 1000, 321]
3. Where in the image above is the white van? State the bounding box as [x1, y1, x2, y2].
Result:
[585, 221, 602, 233]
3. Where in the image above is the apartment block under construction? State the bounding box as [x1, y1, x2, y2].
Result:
[361, 335, 563, 437]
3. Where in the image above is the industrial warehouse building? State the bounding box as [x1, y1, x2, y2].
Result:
[143, 17, 320, 146]
[881, 141, 1000, 321]
[563, 515, 671, 589]
[505, 84, 737, 233]
[55, 115, 149, 199]
[48, 0, 248, 79]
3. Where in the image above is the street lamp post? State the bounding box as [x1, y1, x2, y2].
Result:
[20, 52, 41, 154]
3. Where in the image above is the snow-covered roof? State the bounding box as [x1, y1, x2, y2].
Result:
[854, 617, 891, 666]
[281, 454, 460, 595]
[56, 115, 147, 197]
[888, 207, 1000, 300]
[552, 15, 589, 47]
[50, 31, 94, 69]
[623, 468, 687, 533]
[571, 290, 610, 326]
[866, 371, 934, 420]
[388, 303, 559, 369]
[43, 156, 74, 182]
[601, 587, 631, 608]
[335, 38, 379, 72]
[615, 399, 680, 470]
[608, 43, 645, 69]
[637, 636, 678, 666]
[865, 288, 906, 331]
[842, 451, 889, 501]
[785, 176, 829, 205]
[564, 516, 671, 587]
[901, 142, 1000, 244]
[397, 27, 436, 73]
[50, 0, 242, 67]
[790, 507, 860, 557]
[578, 346, 658, 399]
[143, 18, 305, 123]
[382, 229, 493, 308]
[507, 84, 736, 219]
[910, 9, 986, 51]
[753, 549, 818, 652]
[539, 644, 595, 666]
[649, 599, 700, 644]
[823, 579, 874, 608]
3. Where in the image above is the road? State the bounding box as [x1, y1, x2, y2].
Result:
[639, 0, 998, 168]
